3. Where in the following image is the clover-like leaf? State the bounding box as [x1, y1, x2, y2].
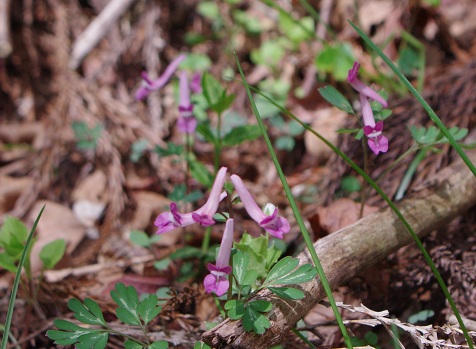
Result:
[249, 300, 272, 313]
[269, 286, 305, 300]
[139, 294, 162, 325]
[110, 283, 141, 326]
[242, 306, 271, 334]
[225, 300, 245, 320]
[39, 239, 66, 270]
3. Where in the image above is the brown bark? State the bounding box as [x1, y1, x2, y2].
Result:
[202, 148, 476, 349]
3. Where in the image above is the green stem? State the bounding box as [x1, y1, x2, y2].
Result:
[235, 55, 354, 349]
[292, 327, 317, 348]
[214, 113, 222, 175]
[1, 206, 45, 349]
[201, 226, 212, 254]
[359, 136, 369, 218]
[394, 148, 428, 201]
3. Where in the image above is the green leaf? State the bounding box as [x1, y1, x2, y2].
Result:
[222, 124, 261, 146]
[196, 122, 217, 145]
[68, 298, 105, 326]
[84, 298, 106, 325]
[250, 40, 285, 68]
[243, 306, 271, 334]
[53, 319, 88, 332]
[76, 331, 108, 349]
[110, 283, 141, 326]
[0, 252, 18, 273]
[129, 230, 151, 247]
[214, 93, 236, 115]
[0, 216, 28, 247]
[130, 139, 149, 162]
[188, 159, 213, 187]
[197, 1, 220, 20]
[408, 309, 435, 324]
[225, 300, 245, 320]
[249, 300, 272, 312]
[272, 264, 317, 285]
[264, 256, 299, 284]
[315, 43, 355, 81]
[269, 286, 305, 300]
[139, 294, 162, 325]
[194, 342, 211, 349]
[233, 250, 249, 285]
[275, 136, 295, 151]
[341, 176, 362, 193]
[149, 340, 169, 349]
[170, 246, 203, 260]
[450, 127, 468, 141]
[154, 142, 184, 157]
[124, 340, 143, 349]
[202, 73, 225, 111]
[39, 239, 66, 270]
[318, 86, 355, 114]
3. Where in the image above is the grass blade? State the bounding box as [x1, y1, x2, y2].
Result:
[1, 205, 45, 349]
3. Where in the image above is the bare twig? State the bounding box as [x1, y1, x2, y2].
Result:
[202, 148, 476, 348]
[0, 0, 11, 58]
[69, 0, 136, 69]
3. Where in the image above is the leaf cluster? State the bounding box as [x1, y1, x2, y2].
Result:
[0, 217, 65, 275]
[47, 283, 168, 349]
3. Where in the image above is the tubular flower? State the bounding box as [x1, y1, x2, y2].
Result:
[347, 62, 388, 108]
[203, 218, 234, 296]
[154, 167, 228, 234]
[177, 70, 197, 134]
[230, 175, 290, 238]
[135, 54, 186, 101]
[359, 89, 389, 155]
[190, 72, 202, 93]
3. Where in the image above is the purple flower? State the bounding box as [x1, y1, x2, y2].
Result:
[190, 72, 202, 93]
[177, 70, 197, 134]
[347, 62, 388, 108]
[154, 167, 228, 234]
[203, 218, 234, 296]
[135, 54, 186, 101]
[230, 175, 290, 238]
[360, 93, 389, 155]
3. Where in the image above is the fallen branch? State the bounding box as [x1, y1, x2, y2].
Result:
[69, 0, 136, 69]
[202, 148, 476, 348]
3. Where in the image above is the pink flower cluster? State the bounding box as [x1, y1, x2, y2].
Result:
[154, 167, 290, 296]
[136, 54, 201, 134]
[347, 62, 389, 155]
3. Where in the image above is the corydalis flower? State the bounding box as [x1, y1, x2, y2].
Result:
[359, 87, 389, 155]
[203, 218, 234, 296]
[230, 175, 290, 239]
[154, 167, 228, 234]
[135, 54, 186, 101]
[177, 70, 197, 134]
[347, 62, 388, 108]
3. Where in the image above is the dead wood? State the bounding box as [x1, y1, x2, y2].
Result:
[0, 0, 11, 58]
[202, 148, 476, 349]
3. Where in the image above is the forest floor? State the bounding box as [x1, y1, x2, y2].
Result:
[0, 0, 476, 348]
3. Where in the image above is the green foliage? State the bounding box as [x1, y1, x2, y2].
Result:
[194, 341, 212, 349]
[72, 121, 102, 150]
[0, 216, 65, 274]
[411, 125, 469, 147]
[318, 86, 355, 114]
[39, 239, 66, 269]
[224, 299, 272, 334]
[340, 176, 362, 193]
[251, 40, 286, 69]
[263, 256, 317, 287]
[180, 53, 212, 71]
[232, 10, 263, 35]
[130, 230, 161, 248]
[408, 309, 435, 324]
[130, 139, 149, 162]
[278, 13, 314, 46]
[315, 43, 355, 81]
[222, 125, 262, 146]
[202, 73, 236, 115]
[167, 184, 203, 204]
[47, 283, 165, 348]
[154, 142, 184, 158]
